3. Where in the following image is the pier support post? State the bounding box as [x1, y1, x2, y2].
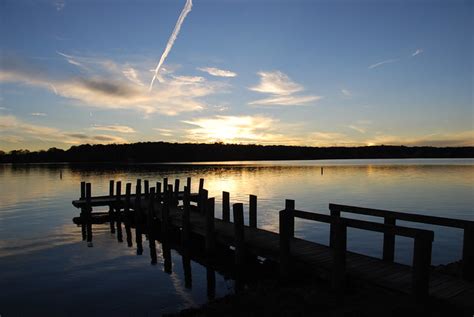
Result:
[286, 200, 295, 238]
[163, 178, 168, 193]
[199, 189, 208, 215]
[462, 224, 474, 282]
[161, 185, 172, 239]
[144, 180, 149, 198]
[124, 183, 133, 247]
[329, 205, 341, 248]
[182, 186, 191, 248]
[156, 182, 162, 200]
[186, 177, 191, 192]
[205, 198, 216, 255]
[85, 183, 93, 247]
[383, 216, 396, 262]
[115, 181, 123, 243]
[222, 191, 230, 222]
[108, 180, 115, 234]
[135, 182, 143, 255]
[199, 178, 204, 193]
[80, 182, 86, 241]
[279, 203, 292, 279]
[174, 179, 180, 204]
[331, 219, 347, 292]
[233, 203, 245, 267]
[249, 195, 257, 228]
[147, 188, 157, 264]
[412, 233, 433, 299]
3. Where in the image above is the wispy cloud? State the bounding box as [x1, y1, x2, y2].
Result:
[412, 48, 423, 57]
[341, 89, 352, 97]
[368, 59, 398, 69]
[150, 0, 193, 90]
[366, 131, 474, 147]
[197, 67, 237, 78]
[1, 55, 224, 116]
[153, 128, 173, 137]
[57, 51, 84, 68]
[30, 112, 47, 116]
[54, 0, 65, 11]
[91, 125, 136, 133]
[249, 71, 321, 106]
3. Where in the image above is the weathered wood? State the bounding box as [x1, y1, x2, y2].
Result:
[108, 180, 115, 234]
[135, 182, 143, 255]
[329, 204, 340, 248]
[144, 180, 149, 197]
[156, 182, 162, 196]
[199, 189, 208, 215]
[383, 216, 396, 262]
[115, 181, 123, 243]
[412, 235, 433, 299]
[205, 197, 216, 255]
[85, 183, 93, 247]
[182, 186, 191, 247]
[233, 203, 245, 266]
[249, 195, 257, 228]
[174, 179, 180, 203]
[147, 187, 157, 264]
[279, 208, 291, 279]
[331, 220, 347, 292]
[161, 185, 172, 239]
[80, 181, 86, 199]
[285, 199, 295, 238]
[80, 181, 86, 241]
[124, 183, 133, 247]
[186, 177, 191, 192]
[462, 224, 474, 282]
[199, 178, 204, 192]
[163, 178, 168, 192]
[222, 191, 230, 222]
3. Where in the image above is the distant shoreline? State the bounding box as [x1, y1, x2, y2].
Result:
[1, 142, 473, 163]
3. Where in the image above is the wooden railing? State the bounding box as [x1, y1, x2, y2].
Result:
[329, 203, 474, 282]
[279, 200, 435, 298]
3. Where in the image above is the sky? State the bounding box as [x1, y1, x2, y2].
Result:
[0, 0, 473, 151]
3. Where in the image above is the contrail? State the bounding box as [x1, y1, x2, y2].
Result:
[149, 0, 193, 91]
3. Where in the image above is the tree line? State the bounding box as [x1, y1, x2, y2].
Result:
[0, 142, 473, 163]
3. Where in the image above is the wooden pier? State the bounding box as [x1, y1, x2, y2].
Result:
[71, 178, 474, 312]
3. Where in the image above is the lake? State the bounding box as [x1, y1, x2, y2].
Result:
[0, 159, 473, 315]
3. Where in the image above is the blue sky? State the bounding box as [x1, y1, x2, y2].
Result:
[0, 0, 472, 151]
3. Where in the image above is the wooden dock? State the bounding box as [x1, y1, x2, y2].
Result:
[71, 178, 474, 312]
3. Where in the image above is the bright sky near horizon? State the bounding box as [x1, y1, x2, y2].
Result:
[0, 0, 472, 151]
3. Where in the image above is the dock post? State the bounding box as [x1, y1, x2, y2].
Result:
[286, 200, 295, 238]
[182, 186, 191, 248]
[249, 195, 257, 228]
[147, 187, 157, 264]
[156, 182, 162, 201]
[182, 253, 192, 289]
[174, 179, 180, 204]
[135, 182, 143, 255]
[116, 181, 123, 243]
[124, 183, 133, 247]
[163, 241, 172, 274]
[205, 198, 216, 255]
[80, 182, 86, 241]
[462, 224, 474, 282]
[383, 216, 396, 262]
[199, 178, 204, 193]
[85, 183, 93, 247]
[186, 177, 191, 192]
[163, 178, 168, 193]
[233, 203, 245, 267]
[222, 191, 230, 222]
[144, 180, 149, 198]
[279, 203, 292, 279]
[161, 185, 172, 239]
[108, 180, 115, 234]
[412, 233, 433, 299]
[329, 205, 341, 248]
[199, 189, 208, 215]
[331, 219, 347, 292]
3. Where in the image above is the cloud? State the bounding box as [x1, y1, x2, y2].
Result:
[90, 125, 136, 133]
[150, 0, 193, 90]
[57, 52, 84, 68]
[249, 71, 321, 106]
[197, 67, 237, 78]
[153, 128, 173, 137]
[1, 55, 224, 116]
[54, 0, 65, 11]
[412, 48, 423, 57]
[366, 131, 474, 147]
[368, 59, 398, 69]
[341, 89, 351, 97]
[348, 125, 366, 134]
[30, 112, 47, 116]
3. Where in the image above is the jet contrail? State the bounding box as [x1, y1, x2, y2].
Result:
[149, 0, 193, 91]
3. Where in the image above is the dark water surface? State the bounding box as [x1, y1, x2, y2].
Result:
[0, 159, 473, 316]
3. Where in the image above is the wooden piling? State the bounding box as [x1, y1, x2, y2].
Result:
[331, 219, 347, 292]
[383, 216, 396, 262]
[199, 189, 208, 215]
[182, 254, 192, 289]
[135, 182, 143, 255]
[329, 205, 341, 248]
[144, 180, 149, 198]
[462, 224, 474, 282]
[161, 185, 172, 239]
[205, 198, 216, 255]
[148, 187, 157, 264]
[412, 234, 433, 299]
[174, 179, 180, 203]
[80, 182, 86, 241]
[222, 191, 230, 222]
[163, 178, 168, 192]
[233, 203, 245, 266]
[182, 186, 191, 248]
[85, 183, 93, 247]
[156, 182, 162, 201]
[108, 180, 115, 234]
[206, 267, 216, 300]
[124, 183, 133, 247]
[279, 207, 291, 279]
[186, 177, 191, 192]
[249, 194, 257, 228]
[286, 199, 295, 238]
[199, 178, 204, 192]
[163, 241, 172, 274]
[115, 181, 123, 243]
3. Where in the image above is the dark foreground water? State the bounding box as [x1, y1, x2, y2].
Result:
[0, 159, 473, 316]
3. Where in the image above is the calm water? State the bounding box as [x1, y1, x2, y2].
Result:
[0, 159, 473, 315]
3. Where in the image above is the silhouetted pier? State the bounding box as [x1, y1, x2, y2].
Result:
[71, 178, 474, 311]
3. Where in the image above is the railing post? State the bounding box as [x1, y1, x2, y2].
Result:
[116, 181, 123, 243]
[205, 197, 216, 255]
[331, 219, 347, 292]
[108, 180, 115, 234]
[147, 187, 157, 264]
[85, 183, 93, 247]
[279, 208, 291, 279]
[462, 224, 474, 282]
[182, 186, 191, 248]
[412, 233, 433, 299]
[329, 205, 341, 248]
[285, 199, 295, 238]
[222, 191, 230, 222]
[124, 183, 133, 247]
[233, 203, 245, 267]
[249, 195, 257, 228]
[383, 215, 396, 262]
